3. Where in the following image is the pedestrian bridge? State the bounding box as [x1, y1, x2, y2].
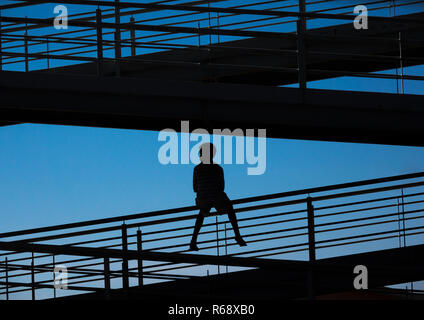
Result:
[1, 171, 424, 300]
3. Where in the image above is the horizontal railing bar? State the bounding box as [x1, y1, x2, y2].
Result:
[0, 199, 421, 276]
[311, 181, 424, 203]
[315, 199, 424, 221]
[0, 16, 297, 41]
[0, 240, 309, 270]
[5, 44, 424, 79]
[0, 280, 104, 293]
[315, 231, 424, 251]
[97, 0, 424, 48]
[0, 188, 420, 276]
[0, 172, 421, 240]
[316, 225, 424, 246]
[10, 0, 424, 24]
[11, 180, 424, 246]
[2, 226, 420, 296]
[246, 246, 308, 259]
[1, 0, 224, 33]
[255, 230, 424, 258]
[316, 214, 424, 236]
[0, 175, 422, 300]
[315, 208, 424, 229]
[307, 50, 424, 64]
[143, 215, 306, 244]
[1, 203, 419, 280]
[146, 225, 309, 252]
[3, 239, 392, 284]
[308, 68, 424, 81]
[0, 206, 307, 261]
[314, 191, 424, 214]
[0, 270, 195, 296]
[52, 191, 422, 250]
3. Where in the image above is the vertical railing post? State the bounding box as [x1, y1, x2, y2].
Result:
[398, 32, 404, 94]
[297, 0, 307, 95]
[216, 12, 220, 44]
[224, 222, 228, 274]
[306, 196, 316, 300]
[397, 197, 402, 247]
[114, 0, 121, 76]
[401, 188, 406, 246]
[207, 0, 212, 45]
[136, 228, 144, 287]
[46, 36, 50, 70]
[298, 0, 306, 31]
[24, 18, 29, 72]
[104, 257, 110, 298]
[296, 20, 306, 93]
[5, 257, 9, 300]
[52, 255, 56, 299]
[197, 21, 201, 47]
[31, 252, 35, 300]
[96, 8, 104, 77]
[121, 223, 129, 290]
[130, 16, 136, 57]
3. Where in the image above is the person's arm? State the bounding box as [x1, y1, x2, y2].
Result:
[219, 166, 225, 192]
[193, 166, 198, 193]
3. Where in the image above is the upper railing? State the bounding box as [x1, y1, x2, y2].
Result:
[0, 171, 424, 300]
[0, 0, 423, 91]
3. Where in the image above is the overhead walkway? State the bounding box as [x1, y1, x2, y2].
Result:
[0, 1, 423, 146]
[38, 12, 424, 86]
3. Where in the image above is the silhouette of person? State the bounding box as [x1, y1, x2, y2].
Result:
[190, 143, 247, 251]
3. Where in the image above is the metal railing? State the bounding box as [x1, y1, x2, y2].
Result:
[0, 171, 424, 299]
[0, 0, 423, 90]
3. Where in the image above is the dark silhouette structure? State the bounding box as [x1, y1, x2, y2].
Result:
[1, 171, 424, 300]
[1, 1, 424, 146]
[190, 143, 246, 251]
[0, 1, 424, 301]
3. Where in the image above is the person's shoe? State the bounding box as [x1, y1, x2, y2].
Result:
[190, 241, 199, 251]
[235, 236, 247, 247]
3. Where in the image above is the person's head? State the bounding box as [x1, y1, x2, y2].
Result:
[199, 143, 216, 164]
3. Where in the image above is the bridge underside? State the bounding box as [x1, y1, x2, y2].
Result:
[57, 244, 424, 300]
[1, 70, 424, 146]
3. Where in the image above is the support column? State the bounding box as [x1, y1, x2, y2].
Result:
[96, 8, 104, 77]
[121, 223, 129, 290]
[297, 0, 307, 95]
[307, 196, 316, 300]
[114, 0, 121, 76]
[136, 229, 144, 287]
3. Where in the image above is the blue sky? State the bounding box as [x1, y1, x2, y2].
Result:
[0, 0, 423, 231]
[0, 0, 424, 298]
[1, 123, 423, 230]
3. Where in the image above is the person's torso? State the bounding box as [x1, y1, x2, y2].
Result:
[194, 164, 224, 197]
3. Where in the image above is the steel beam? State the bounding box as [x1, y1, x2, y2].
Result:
[1, 71, 424, 147]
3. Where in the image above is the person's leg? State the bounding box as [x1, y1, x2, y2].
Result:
[216, 193, 247, 247]
[227, 207, 247, 246]
[190, 208, 209, 251]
